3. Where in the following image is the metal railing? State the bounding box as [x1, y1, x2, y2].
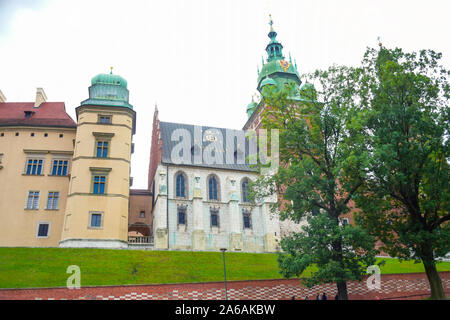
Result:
[128, 236, 154, 244]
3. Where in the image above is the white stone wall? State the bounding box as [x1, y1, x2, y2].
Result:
[152, 164, 281, 252]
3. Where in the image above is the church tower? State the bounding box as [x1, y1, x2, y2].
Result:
[244, 15, 303, 129]
[60, 69, 136, 248]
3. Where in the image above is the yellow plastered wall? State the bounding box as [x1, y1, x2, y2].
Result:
[60, 106, 133, 244]
[0, 127, 76, 247]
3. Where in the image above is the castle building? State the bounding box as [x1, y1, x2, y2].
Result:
[0, 17, 317, 251]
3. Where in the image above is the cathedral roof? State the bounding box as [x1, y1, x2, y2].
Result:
[159, 121, 257, 172]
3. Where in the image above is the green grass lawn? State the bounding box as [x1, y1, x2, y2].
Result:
[0, 247, 449, 289]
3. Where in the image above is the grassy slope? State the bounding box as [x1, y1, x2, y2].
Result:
[0, 248, 449, 289]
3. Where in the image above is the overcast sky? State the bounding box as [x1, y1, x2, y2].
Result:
[1, 0, 449, 189]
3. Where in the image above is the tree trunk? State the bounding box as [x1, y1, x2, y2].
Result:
[423, 260, 445, 300]
[336, 281, 348, 300]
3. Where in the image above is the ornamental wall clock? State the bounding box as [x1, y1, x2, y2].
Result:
[279, 60, 290, 72]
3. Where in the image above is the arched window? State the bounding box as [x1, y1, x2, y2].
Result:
[208, 175, 219, 201]
[175, 172, 187, 198]
[241, 178, 250, 203]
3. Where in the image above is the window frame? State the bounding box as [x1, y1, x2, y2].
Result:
[25, 190, 40, 210]
[243, 210, 252, 230]
[174, 171, 188, 199]
[36, 221, 50, 238]
[210, 208, 220, 228]
[50, 158, 70, 176]
[177, 207, 187, 226]
[24, 157, 45, 175]
[88, 211, 104, 229]
[241, 177, 251, 203]
[92, 132, 114, 158]
[46, 191, 60, 210]
[207, 174, 220, 201]
[89, 167, 111, 195]
[98, 114, 113, 124]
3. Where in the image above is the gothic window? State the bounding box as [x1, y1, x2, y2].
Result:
[207, 175, 219, 201]
[175, 172, 187, 198]
[241, 178, 250, 203]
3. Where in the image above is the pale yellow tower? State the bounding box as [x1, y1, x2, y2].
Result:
[60, 71, 136, 248]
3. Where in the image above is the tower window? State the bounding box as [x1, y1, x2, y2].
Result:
[96, 141, 109, 158]
[15, 132, 19, 136]
[90, 213, 103, 228]
[93, 175, 106, 194]
[139, 211, 145, 218]
[30, 133, 35, 137]
[99, 116, 112, 124]
[59, 134, 63, 138]
[44, 133, 48, 137]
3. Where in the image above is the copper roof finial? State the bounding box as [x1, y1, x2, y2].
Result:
[110, 66, 113, 74]
[269, 14, 273, 31]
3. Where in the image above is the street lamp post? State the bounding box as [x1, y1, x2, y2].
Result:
[220, 248, 228, 300]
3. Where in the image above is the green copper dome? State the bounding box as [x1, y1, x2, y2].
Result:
[80, 69, 133, 109]
[246, 100, 258, 118]
[260, 77, 277, 88]
[256, 16, 301, 94]
[91, 73, 128, 88]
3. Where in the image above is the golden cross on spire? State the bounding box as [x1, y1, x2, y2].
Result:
[110, 66, 113, 74]
[269, 14, 273, 31]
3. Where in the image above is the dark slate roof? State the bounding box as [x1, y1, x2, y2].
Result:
[160, 121, 256, 172]
[0, 102, 77, 128]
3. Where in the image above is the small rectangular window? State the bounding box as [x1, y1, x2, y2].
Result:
[26, 191, 40, 209]
[37, 223, 49, 237]
[211, 212, 219, 227]
[46, 192, 59, 210]
[51, 160, 69, 176]
[139, 211, 145, 218]
[99, 116, 111, 124]
[243, 212, 252, 229]
[178, 209, 186, 225]
[93, 175, 106, 194]
[90, 213, 102, 228]
[25, 158, 44, 175]
[96, 141, 109, 158]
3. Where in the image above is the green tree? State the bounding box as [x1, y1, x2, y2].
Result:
[252, 66, 378, 300]
[354, 46, 450, 299]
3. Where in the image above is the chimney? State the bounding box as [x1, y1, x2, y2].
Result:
[0, 90, 6, 103]
[34, 88, 47, 108]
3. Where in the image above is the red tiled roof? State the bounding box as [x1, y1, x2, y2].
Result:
[0, 102, 77, 128]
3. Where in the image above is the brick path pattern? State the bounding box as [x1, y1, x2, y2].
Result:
[0, 272, 449, 300]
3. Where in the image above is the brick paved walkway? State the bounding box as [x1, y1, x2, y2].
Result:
[0, 272, 448, 300]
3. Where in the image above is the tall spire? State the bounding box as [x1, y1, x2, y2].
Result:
[265, 14, 284, 62]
